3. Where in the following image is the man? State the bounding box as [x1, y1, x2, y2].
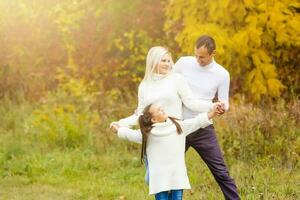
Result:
[111, 36, 240, 199]
[174, 35, 240, 200]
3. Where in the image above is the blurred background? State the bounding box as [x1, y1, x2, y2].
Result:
[0, 0, 299, 199]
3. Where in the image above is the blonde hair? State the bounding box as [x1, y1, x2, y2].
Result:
[143, 46, 174, 81]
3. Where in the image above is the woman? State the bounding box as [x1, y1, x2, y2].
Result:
[111, 46, 221, 128]
[114, 104, 218, 199]
[110, 46, 223, 198]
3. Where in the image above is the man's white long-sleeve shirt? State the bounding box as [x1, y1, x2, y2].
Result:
[174, 56, 230, 119]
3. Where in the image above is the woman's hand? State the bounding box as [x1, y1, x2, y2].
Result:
[110, 122, 120, 134]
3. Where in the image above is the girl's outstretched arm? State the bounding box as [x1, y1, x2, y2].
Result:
[179, 113, 212, 136]
[117, 127, 142, 144]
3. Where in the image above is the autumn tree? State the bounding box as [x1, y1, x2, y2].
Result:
[165, 0, 300, 101]
[0, 0, 168, 99]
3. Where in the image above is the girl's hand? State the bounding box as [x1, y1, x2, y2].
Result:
[110, 122, 120, 134]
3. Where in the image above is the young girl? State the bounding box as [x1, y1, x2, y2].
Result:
[114, 103, 218, 200]
[110, 46, 223, 186]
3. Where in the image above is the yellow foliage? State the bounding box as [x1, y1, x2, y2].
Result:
[165, 0, 300, 101]
[267, 79, 285, 97]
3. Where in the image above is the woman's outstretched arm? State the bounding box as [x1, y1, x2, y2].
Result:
[174, 73, 214, 112]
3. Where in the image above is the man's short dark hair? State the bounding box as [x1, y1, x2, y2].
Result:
[195, 35, 216, 54]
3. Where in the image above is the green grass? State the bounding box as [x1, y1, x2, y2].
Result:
[0, 96, 299, 199]
[0, 134, 299, 200]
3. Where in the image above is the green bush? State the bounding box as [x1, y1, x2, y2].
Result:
[0, 93, 33, 135]
[216, 98, 300, 168]
[25, 68, 99, 149]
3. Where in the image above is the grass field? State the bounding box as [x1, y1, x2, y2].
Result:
[0, 97, 299, 199]
[0, 133, 299, 200]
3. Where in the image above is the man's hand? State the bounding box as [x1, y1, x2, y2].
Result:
[212, 102, 225, 116]
[110, 122, 120, 134]
[216, 102, 225, 115]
